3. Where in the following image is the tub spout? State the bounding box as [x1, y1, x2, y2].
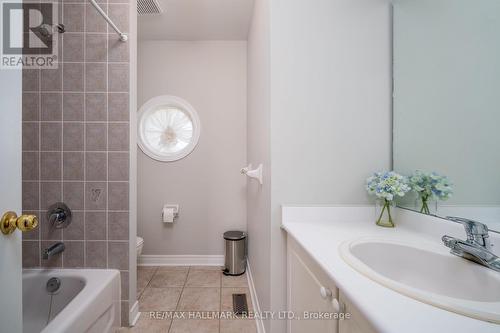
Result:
[43, 242, 65, 260]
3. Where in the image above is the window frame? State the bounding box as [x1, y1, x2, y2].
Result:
[137, 95, 201, 162]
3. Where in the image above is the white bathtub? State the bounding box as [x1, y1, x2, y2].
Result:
[23, 269, 121, 333]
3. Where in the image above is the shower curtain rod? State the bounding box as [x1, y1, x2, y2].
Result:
[88, 0, 128, 42]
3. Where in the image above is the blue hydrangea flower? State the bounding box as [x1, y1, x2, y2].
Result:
[408, 170, 453, 201]
[366, 171, 411, 201]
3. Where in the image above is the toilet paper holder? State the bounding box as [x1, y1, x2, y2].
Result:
[162, 204, 179, 222]
[241, 164, 263, 185]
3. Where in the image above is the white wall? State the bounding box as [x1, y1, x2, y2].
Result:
[0, 64, 22, 333]
[247, 0, 392, 332]
[247, 0, 272, 330]
[137, 41, 247, 255]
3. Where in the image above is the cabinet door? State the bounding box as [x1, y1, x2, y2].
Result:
[338, 292, 378, 333]
[287, 237, 338, 333]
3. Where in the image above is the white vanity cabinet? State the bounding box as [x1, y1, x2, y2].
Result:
[287, 236, 339, 333]
[338, 292, 378, 333]
[287, 236, 377, 333]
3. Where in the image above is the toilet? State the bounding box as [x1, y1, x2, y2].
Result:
[136, 236, 144, 257]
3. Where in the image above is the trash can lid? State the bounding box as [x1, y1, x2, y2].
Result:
[224, 231, 246, 240]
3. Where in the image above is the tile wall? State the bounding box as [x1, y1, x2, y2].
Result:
[21, 0, 131, 325]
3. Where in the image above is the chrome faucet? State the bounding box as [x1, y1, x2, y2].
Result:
[43, 242, 65, 260]
[442, 217, 500, 272]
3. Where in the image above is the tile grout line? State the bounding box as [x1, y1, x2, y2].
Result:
[104, 0, 110, 273]
[37, 65, 42, 267]
[219, 267, 223, 333]
[82, 0, 87, 269]
[61, 12, 65, 266]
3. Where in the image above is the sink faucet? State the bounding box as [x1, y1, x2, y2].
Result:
[42, 242, 65, 260]
[442, 217, 500, 272]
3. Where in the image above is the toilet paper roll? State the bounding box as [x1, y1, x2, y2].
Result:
[162, 207, 174, 223]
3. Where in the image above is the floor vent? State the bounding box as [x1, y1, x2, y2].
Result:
[137, 0, 162, 15]
[232, 293, 249, 316]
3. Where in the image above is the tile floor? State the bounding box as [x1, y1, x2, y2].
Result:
[121, 266, 257, 333]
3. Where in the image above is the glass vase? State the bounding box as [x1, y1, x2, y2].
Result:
[416, 196, 437, 215]
[375, 199, 395, 228]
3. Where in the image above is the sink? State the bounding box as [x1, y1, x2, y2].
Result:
[340, 238, 500, 323]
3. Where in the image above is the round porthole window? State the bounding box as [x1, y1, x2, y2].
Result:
[137, 95, 201, 162]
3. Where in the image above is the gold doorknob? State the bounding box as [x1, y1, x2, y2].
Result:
[1, 211, 38, 235]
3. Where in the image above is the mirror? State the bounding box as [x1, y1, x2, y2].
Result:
[392, 0, 500, 232]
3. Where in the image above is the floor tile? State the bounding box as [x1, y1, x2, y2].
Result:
[120, 312, 171, 332]
[158, 266, 190, 270]
[169, 318, 219, 333]
[190, 266, 223, 271]
[222, 272, 248, 288]
[177, 287, 220, 312]
[139, 287, 182, 311]
[220, 319, 257, 333]
[185, 269, 221, 287]
[221, 287, 253, 313]
[149, 267, 189, 288]
[137, 266, 157, 297]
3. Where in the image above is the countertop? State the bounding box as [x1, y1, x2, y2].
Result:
[281, 206, 500, 333]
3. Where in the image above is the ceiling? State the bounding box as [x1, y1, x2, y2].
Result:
[138, 0, 255, 41]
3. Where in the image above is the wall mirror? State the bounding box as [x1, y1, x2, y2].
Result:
[138, 95, 201, 162]
[392, 0, 500, 232]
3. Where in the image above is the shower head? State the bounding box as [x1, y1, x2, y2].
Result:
[39, 23, 65, 38]
[137, 0, 162, 15]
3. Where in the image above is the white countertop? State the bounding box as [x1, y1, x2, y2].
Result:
[281, 206, 500, 333]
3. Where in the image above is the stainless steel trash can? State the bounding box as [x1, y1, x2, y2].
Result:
[223, 231, 247, 276]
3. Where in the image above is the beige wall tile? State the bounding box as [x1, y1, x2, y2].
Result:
[63, 122, 84, 151]
[63, 152, 84, 180]
[63, 63, 84, 92]
[40, 122, 62, 151]
[22, 92, 39, 121]
[85, 211, 107, 240]
[108, 241, 129, 270]
[63, 181, 85, 210]
[22, 122, 39, 151]
[63, 93, 84, 121]
[85, 241, 107, 268]
[63, 211, 84, 240]
[41, 93, 62, 120]
[63, 241, 85, 267]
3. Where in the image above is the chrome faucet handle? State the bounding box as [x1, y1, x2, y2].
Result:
[446, 216, 491, 250]
[47, 202, 72, 229]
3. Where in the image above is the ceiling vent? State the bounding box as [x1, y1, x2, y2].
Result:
[137, 0, 162, 15]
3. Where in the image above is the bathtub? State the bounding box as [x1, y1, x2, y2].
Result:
[23, 269, 121, 333]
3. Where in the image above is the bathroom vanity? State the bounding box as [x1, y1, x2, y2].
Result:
[282, 206, 500, 333]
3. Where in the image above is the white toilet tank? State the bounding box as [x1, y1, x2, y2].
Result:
[136, 237, 144, 257]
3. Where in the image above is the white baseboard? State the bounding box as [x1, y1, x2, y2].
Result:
[138, 255, 224, 266]
[247, 261, 266, 333]
[129, 300, 140, 326]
